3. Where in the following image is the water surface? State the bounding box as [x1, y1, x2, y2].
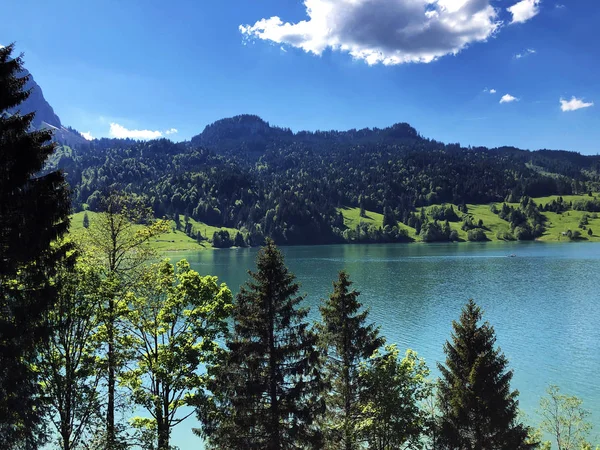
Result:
[172, 242, 600, 446]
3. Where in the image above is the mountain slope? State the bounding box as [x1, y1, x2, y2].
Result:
[8, 66, 88, 147]
[47, 115, 600, 246]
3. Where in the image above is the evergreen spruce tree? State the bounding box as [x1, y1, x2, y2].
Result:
[83, 211, 90, 228]
[197, 239, 325, 449]
[436, 299, 535, 450]
[318, 271, 384, 450]
[382, 206, 397, 229]
[0, 44, 72, 448]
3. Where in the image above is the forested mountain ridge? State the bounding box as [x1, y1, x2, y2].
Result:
[50, 114, 600, 246]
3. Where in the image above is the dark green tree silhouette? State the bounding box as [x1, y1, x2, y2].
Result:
[197, 240, 325, 449]
[436, 300, 536, 450]
[83, 211, 90, 228]
[234, 231, 246, 247]
[317, 271, 384, 449]
[0, 44, 72, 448]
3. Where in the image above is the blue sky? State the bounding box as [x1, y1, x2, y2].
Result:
[1, 0, 599, 153]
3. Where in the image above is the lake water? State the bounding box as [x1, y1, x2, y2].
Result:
[170, 242, 600, 447]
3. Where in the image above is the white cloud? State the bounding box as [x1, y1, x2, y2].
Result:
[240, 0, 502, 65]
[164, 128, 178, 135]
[515, 48, 536, 59]
[555, 3, 565, 9]
[507, 0, 541, 24]
[500, 94, 519, 103]
[560, 97, 594, 112]
[81, 131, 94, 141]
[109, 123, 163, 140]
[484, 88, 497, 94]
[490, 89, 497, 94]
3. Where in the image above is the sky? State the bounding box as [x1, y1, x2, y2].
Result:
[1, 0, 599, 153]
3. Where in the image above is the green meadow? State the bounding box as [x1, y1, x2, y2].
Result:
[338, 194, 600, 243]
[70, 211, 243, 252]
[70, 194, 600, 253]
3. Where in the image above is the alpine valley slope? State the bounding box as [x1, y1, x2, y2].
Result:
[19, 64, 600, 249]
[52, 115, 600, 249]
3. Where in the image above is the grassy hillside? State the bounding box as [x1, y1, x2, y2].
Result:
[69, 211, 244, 252]
[70, 194, 600, 252]
[339, 194, 600, 243]
[339, 206, 418, 240]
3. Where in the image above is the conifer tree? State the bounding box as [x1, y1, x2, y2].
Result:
[197, 239, 325, 449]
[0, 44, 72, 448]
[318, 271, 384, 450]
[436, 300, 535, 450]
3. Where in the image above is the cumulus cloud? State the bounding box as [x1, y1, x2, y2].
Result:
[240, 0, 502, 65]
[81, 131, 94, 141]
[515, 48, 536, 59]
[484, 88, 497, 94]
[560, 97, 594, 112]
[109, 123, 163, 140]
[500, 94, 519, 103]
[507, 0, 541, 24]
[164, 128, 178, 135]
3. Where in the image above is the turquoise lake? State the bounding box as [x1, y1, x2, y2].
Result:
[170, 242, 600, 447]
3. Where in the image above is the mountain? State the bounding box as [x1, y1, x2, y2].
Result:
[190, 114, 421, 157]
[49, 114, 600, 246]
[8, 67, 88, 148]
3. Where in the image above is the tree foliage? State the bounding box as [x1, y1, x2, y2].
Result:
[121, 259, 232, 450]
[436, 300, 535, 449]
[80, 192, 169, 448]
[197, 240, 325, 449]
[38, 255, 104, 450]
[317, 271, 384, 449]
[539, 385, 594, 450]
[0, 43, 72, 448]
[358, 346, 431, 450]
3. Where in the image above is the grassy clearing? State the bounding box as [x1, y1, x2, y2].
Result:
[69, 211, 243, 253]
[338, 206, 418, 240]
[339, 206, 383, 229]
[339, 195, 600, 243]
[538, 210, 600, 242]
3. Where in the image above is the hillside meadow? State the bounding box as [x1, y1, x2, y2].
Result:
[70, 194, 600, 253]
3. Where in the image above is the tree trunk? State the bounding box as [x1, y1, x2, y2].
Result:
[106, 298, 115, 448]
[268, 292, 280, 450]
[157, 420, 169, 450]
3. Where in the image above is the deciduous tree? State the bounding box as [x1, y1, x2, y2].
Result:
[358, 346, 431, 450]
[39, 255, 104, 450]
[82, 192, 169, 448]
[539, 385, 594, 450]
[121, 259, 232, 450]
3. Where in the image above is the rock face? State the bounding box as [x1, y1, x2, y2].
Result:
[8, 67, 89, 148]
[9, 67, 62, 129]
